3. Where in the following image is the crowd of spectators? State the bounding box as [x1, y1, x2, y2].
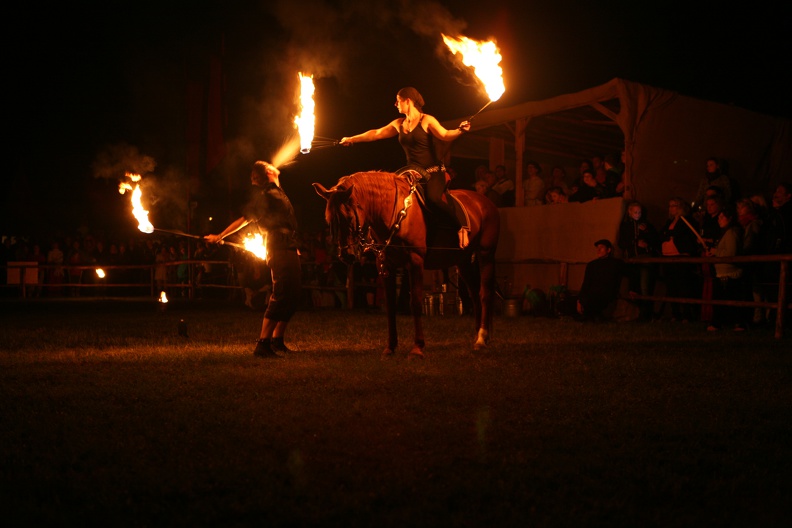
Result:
[0, 227, 354, 310]
[3, 156, 790, 330]
[469, 152, 626, 207]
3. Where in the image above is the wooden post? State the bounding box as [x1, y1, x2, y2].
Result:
[347, 264, 355, 309]
[776, 260, 787, 340]
[559, 262, 568, 289]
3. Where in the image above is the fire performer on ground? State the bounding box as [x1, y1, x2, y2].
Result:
[205, 161, 301, 358]
[339, 87, 472, 248]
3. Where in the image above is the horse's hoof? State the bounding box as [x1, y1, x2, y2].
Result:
[381, 348, 395, 359]
[408, 347, 424, 359]
[473, 341, 487, 352]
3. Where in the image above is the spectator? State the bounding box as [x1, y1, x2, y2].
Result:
[490, 164, 515, 206]
[522, 161, 545, 206]
[659, 197, 700, 322]
[545, 186, 569, 204]
[474, 178, 490, 196]
[705, 207, 747, 331]
[694, 157, 734, 210]
[547, 166, 572, 196]
[576, 239, 625, 321]
[736, 198, 765, 325]
[483, 169, 502, 206]
[569, 169, 602, 203]
[618, 201, 660, 321]
[698, 194, 725, 322]
[46, 240, 65, 296]
[759, 182, 792, 324]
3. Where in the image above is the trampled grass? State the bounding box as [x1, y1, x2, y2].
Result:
[1, 299, 790, 527]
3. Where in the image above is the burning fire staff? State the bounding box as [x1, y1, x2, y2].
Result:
[205, 161, 301, 358]
[340, 87, 472, 248]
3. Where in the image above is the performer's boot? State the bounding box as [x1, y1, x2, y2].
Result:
[458, 227, 470, 249]
[254, 338, 281, 358]
[271, 337, 294, 353]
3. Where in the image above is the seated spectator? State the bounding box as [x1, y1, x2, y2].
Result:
[522, 161, 545, 206]
[569, 169, 602, 203]
[575, 239, 625, 321]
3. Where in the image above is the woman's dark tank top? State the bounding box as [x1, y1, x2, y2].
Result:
[398, 116, 438, 169]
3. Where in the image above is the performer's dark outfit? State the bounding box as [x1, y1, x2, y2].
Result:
[398, 116, 466, 229]
[245, 181, 301, 322]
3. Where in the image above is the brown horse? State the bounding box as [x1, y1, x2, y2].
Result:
[313, 170, 500, 357]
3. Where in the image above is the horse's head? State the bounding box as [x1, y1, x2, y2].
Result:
[313, 180, 366, 264]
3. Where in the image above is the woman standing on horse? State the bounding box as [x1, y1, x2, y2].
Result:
[340, 87, 472, 248]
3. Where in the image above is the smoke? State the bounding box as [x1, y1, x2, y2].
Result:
[91, 142, 157, 180]
[269, 0, 468, 87]
[92, 143, 190, 229]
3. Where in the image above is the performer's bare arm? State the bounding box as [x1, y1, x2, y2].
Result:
[339, 119, 401, 145]
[424, 115, 470, 140]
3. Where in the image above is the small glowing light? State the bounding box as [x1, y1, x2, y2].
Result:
[159, 291, 169, 304]
[95, 268, 106, 278]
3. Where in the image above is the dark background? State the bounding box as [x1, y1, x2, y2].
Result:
[6, 0, 790, 240]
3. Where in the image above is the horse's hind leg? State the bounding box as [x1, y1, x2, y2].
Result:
[459, 260, 485, 348]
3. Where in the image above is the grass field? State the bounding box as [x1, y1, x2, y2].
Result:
[1, 299, 790, 527]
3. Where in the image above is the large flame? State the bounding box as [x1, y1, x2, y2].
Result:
[442, 34, 505, 102]
[294, 72, 315, 154]
[118, 172, 154, 234]
[243, 233, 268, 261]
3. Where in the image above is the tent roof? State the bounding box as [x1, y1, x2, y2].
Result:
[442, 78, 631, 162]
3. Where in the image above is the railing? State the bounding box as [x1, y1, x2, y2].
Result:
[5, 255, 790, 337]
[622, 254, 790, 339]
[496, 254, 791, 339]
[1, 259, 363, 310]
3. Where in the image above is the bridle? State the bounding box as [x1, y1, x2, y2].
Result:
[332, 171, 421, 275]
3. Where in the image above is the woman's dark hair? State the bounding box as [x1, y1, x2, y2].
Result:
[397, 87, 425, 110]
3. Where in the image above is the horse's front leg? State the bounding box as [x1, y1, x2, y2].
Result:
[408, 260, 425, 358]
[381, 270, 398, 358]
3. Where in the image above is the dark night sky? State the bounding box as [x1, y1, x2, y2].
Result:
[6, 0, 790, 240]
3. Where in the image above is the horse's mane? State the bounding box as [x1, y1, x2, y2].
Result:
[332, 171, 407, 219]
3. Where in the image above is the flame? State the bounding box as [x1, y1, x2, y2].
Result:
[95, 268, 106, 279]
[159, 291, 168, 303]
[442, 34, 505, 102]
[118, 172, 154, 234]
[294, 72, 315, 154]
[243, 233, 268, 260]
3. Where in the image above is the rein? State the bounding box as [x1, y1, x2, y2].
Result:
[360, 171, 421, 275]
